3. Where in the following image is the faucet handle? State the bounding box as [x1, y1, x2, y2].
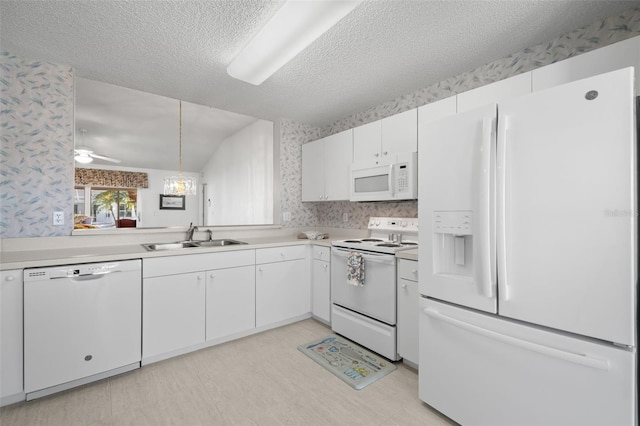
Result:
[206, 229, 213, 241]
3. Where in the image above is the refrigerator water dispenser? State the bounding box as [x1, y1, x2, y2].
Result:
[432, 211, 473, 276]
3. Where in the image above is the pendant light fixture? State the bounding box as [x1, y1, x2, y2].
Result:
[227, 0, 362, 85]
[163, 100, 197, 196]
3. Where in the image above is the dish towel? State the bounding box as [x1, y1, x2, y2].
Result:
[347, 251, 365, 287]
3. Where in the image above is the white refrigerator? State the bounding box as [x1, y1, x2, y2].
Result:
[418, 67, 637, 426]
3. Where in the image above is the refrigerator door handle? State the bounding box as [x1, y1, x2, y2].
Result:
[479, 116, 496, 298]
[423, 308, 610, 371]
[497, 114, 510, 301]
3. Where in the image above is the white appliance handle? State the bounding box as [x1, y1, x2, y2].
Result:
[388, 164, 395, 197]
[479, 116, 495, 298]
[497, 114, 510, 301]
[423, 308, 609, 371]
[331, 247, 396, 265]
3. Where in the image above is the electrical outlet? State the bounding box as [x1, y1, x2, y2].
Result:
[282, 211, 291, 222]
[343, 213, 349, 222]
[53, 211, 65, 226]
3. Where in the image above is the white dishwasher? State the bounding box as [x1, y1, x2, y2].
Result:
[24, 259, 142, 399]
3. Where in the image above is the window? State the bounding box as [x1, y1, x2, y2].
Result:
[74, 186, 138, 228]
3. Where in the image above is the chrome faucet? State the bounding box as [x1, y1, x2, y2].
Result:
[206, 229, 213, 241]
[186, 222, 198, 241]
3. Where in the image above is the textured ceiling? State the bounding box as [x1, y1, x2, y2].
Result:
[1, 1, 637, 129]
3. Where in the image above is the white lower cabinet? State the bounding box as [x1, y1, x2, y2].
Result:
[256, 245, 309, 327]
[143, 272, 206, 359]
[1, 269, 23, 405]
[397, 259, 419, 365]
[311, 246, 331, 323]
[206, 265, 256, 341]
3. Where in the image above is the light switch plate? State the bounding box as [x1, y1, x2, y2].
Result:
[53, 211, 64, 226]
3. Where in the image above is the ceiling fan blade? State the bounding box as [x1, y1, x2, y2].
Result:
[90, 153, 121, 163]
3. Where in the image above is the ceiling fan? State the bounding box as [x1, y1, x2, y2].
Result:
[74, 129, 121, 164]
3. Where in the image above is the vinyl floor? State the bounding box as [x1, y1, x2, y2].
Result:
[0, 319, 455, 426]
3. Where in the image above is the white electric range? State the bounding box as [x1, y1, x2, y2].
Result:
[330, 217, 418, 360]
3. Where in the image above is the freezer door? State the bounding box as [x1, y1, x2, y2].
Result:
[419, 104, 497, 313]
[497, 67, 637, 346]
[419, 298, 636, 426]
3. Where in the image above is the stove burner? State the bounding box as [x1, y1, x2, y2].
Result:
[362, 238, 384, 242]
[376, 243, 402, 247]
[343, 240, 362, 243]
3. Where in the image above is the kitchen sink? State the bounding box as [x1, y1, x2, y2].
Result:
[142, 239, 247, 251]
[142, 241, 200, 251]
[194, 239, 247, 247]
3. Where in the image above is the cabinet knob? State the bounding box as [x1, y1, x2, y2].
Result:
[401, 283, 407, 289]
[197, 276, 202, 280]
[374, 153, 379, 157]
[258, 267, 263, 272]
[383, 151, 388, 156]
[210, 274, 215, 279]
[5, 276, 15, 281]
[319, 195, 323, 199]
[280, 252, 285, 257]
[323, 264, 328, 270]
[412, 269, 417, 274]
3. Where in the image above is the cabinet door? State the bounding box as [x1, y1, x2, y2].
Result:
[311, 259, 331, 323]
[1, 270, 23, 400]
[206, 265, 255, 341]
[353, 120, 382, 163]
[381, 108, 417, 155]
[457, 72, 531, 112]
[532, 36, 640, 94]
[143, 272, 205, 358]
[301, 138, 326, 201]
[417, 96, 457, 125]
[256, 259, 308, 327]
[323, 129, 353, 201]
[397, 277, 419, 365]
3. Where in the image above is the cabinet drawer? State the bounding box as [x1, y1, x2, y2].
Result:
[313, 245, 331, 261]
[397, 259, 418, 282]
[143, 249, 255, 278]
[256, 245, 305, 264]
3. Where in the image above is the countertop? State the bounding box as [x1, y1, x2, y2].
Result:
[396, 248, 418, 261]
[0, 236, 334, 270]
[0, 231, 420, 270]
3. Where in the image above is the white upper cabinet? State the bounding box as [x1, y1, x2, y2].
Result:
[532, 36, 640, 95]
[353, 120, 382, 162]
[301, 129, 353, 201]
[353, 109, 417, 164]
[457, 72, 532, 113]
[417, 95, 457, 126]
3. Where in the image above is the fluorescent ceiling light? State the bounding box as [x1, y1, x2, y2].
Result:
[227, 0, 362, 85]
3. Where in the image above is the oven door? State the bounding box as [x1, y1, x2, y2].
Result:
[330, 247, 397, 324]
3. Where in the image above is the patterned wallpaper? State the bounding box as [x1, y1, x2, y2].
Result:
[282, 7, 640, 230]
[0, 53, 74, 238]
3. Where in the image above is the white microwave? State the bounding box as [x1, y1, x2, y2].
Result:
[349, 152, 417, 202]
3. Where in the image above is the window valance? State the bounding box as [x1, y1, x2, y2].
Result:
[75, 168, 149, 188]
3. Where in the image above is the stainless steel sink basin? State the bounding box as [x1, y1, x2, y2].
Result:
[142, 241, 200, 251]
[142, 239, 247, 251]
[194, 239, 247, 247]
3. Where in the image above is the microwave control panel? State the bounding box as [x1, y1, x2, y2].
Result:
[397, 164, 409, 192]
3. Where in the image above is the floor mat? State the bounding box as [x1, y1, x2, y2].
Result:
[297, 335, 397, 390]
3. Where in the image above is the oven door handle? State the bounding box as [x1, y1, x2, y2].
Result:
[331, 248, 396, 265]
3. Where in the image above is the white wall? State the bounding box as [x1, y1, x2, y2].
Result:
[202, 120, 274, 225]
